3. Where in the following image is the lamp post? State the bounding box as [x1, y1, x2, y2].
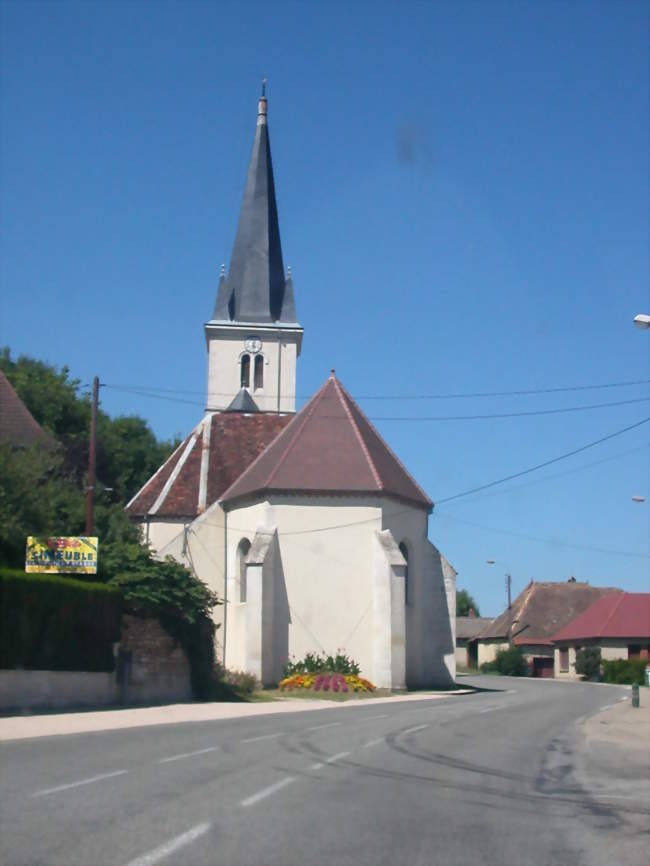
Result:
[486, 560, 513, 647]
[633, 313, 650, 329]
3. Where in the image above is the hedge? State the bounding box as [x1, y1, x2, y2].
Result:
[601, 658, 648, 685]
[0, 568, 122, 672]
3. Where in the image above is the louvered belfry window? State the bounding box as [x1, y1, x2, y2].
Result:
[254, 354, 264, 390]
[240, 354, 250, 388]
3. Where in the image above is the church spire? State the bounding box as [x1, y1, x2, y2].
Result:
[213, 84, 297, 324]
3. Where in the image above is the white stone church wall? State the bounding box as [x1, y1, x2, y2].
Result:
[224, 496, 381, 680]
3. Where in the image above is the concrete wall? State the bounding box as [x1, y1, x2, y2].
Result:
[0, 670, 116, 711]
[1, 616, 192, 711]
[205, 322, 302, 413]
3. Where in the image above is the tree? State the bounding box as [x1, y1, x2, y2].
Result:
[456, 588, 480, 617]
[575, 647, 601, 681]
[0, 348, 179, 503]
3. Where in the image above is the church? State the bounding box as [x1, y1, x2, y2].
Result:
[127, 89, 456, 690]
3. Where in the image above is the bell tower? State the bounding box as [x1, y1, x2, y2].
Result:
[205, 86, 303, 413]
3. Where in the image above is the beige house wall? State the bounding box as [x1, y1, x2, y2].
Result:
[477, 640, 509, 666]
[554, 639, 637, 678]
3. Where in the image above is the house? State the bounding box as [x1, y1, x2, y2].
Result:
[456, 613, 493, 669]
[473, 579, 619, 677]
[0, 371, 52, 448]
[126, 89, 456, 690]
[551, 592, 650, 679]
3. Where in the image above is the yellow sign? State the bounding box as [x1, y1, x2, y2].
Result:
[25, 537, 99, 574]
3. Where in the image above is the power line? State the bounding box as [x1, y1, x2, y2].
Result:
[434, 511, 650, 559]
[103, 377, 650, 401]
[101, 385, 650, 420]
[436, 441, 650, 508]
[436, 416, 650, 504]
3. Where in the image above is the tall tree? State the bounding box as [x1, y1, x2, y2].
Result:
[456, 588, 480, 617]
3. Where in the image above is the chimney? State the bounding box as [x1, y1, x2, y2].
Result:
[468, 607, 475, 618]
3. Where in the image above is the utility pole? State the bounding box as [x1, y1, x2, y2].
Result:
[85, 376, 99, 536]
[506, 573, 513, 646]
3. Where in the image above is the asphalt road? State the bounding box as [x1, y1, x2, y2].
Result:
[1, 677, 646, 866]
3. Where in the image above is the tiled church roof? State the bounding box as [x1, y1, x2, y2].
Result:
[126, 412, 291, 519]
[0, 371, 52, 448]
[220, 373, 433, 510]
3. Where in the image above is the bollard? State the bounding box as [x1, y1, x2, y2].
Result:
[631, 682, 639, 708]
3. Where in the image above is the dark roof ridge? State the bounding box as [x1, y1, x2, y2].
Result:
[261, 382, 329, 488]
[331, 376, 382, 491]
[333, 375, 433, 508]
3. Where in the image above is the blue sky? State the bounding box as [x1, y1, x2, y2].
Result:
[1, 0, 648, 615]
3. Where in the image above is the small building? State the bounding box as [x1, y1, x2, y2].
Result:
[473, 579, 618, 677]
[456, 614, 493, 669]
[551, 592, 650, 679]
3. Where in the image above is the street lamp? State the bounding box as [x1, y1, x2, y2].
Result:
[486, 559, 513, 647]
[633, 313, 650, 329]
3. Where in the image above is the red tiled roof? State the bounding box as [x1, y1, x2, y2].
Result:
[551, 593, 650, 642]
[0, 371, 52, 448]
[126, 412, 291, 519]
[476, 581, 621, 645]
[220, 374, 433, 509]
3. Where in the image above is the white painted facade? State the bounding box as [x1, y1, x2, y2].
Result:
[205, 322, 302, 413]
[219, 495, 456, 689]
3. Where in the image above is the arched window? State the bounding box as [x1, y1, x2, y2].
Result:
[240, 354, 250, 388]
[254, 354, 264, 390]
[237, 538, 251, 602]
[399, 542, 410, 605]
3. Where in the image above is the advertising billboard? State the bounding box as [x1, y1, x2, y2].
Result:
[25, 537, 99, 574]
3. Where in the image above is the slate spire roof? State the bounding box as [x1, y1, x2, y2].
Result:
[220, 373, 433, 509]
[212, 87, 297, 325]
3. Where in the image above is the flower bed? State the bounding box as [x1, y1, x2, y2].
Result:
[279, 671, 375, 693]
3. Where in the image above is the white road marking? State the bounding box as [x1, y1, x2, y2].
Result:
[357, 714, 388, 723]
[242, 732, 286, 743]
[124, 821, 211, 866]
[325, 751, 350, 763]
[401, 724, 428, 735]
[507, 689, 517, 694]
[307, 722, 341, 731]
[363, 737, 385, 748]
[33, 769, 128, 797]
[240, 776, 296, 807]
[158, 746, 219, 764]
[479, 706, 500, 714]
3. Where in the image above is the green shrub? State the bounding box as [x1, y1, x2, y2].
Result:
[602, 658, 648, 685]
[222, 668, 258, 695]
[481, 646, 528, 677]
[575, 647, 601, 681]
[0, 568, 122, 672]
[282, 650, 361, 678]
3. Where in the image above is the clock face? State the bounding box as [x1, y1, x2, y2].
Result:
[244, 336, 262, 354]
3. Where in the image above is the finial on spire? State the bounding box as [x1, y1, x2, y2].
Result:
[257, 80, 268, 125]
[220, 264, 225, 277]
[287, 264, 291, 277]
[330, 368, 336, 378]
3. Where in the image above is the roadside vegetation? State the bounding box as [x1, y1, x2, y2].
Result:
[0, 349, 220, 699]
[480, 646, 528, 677]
